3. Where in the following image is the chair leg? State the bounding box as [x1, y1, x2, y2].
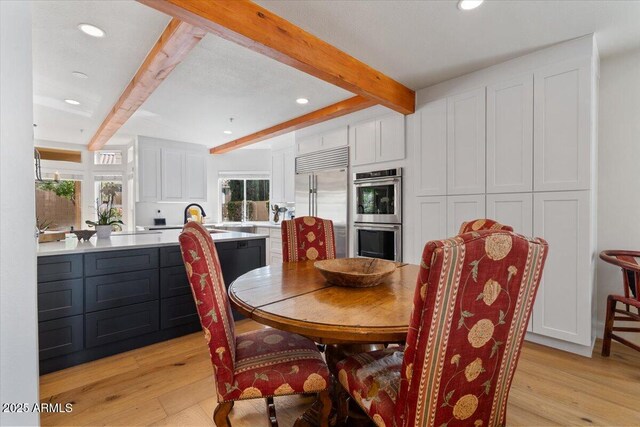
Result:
[213, 401, 234, 427]
[336, 386, 350, 425]
[266, 396, 278, 427]
[602, 296, 616, 357]
[293, 389, 332, 427]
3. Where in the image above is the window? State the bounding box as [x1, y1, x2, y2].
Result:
[93, 150, 123, 165]
[94, 175, 123, 223]
[220, 177, 270, 222]
[35, 179, 82, 231]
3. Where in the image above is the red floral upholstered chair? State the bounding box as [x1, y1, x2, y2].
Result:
[179, 222, 332, 427]
[599, 250, 640, 356]
[459, 218, 514, 235]
[336, 230, 548, 427]
[281, 216, 337, 262]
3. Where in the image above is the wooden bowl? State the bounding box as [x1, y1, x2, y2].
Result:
[71, 230, 96, 241]
[314, 258, 397, 288]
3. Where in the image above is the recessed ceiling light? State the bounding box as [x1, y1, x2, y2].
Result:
[64, 99, 81, 105]
[296, 98, 309, 105]
[78, 23, 106, 38]
[71, 71, 88, 79]
[458, 0, 484, 10]
[223, 130, 232, 135]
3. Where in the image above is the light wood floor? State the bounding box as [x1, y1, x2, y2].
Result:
[39, 320, 640, 426]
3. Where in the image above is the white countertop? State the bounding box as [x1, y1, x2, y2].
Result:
[142, 221, 283, 230]
[37, 229, 268, 257]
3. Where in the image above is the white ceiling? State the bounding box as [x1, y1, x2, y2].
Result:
[256, 0, 640, 89]
[33, 0, 640, 148]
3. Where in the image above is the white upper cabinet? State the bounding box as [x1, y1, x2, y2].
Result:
[185, 153, 207, 201]
[350, 120, 376, 166]
[447, 88, 486, 195]
[447, 194, 486, 236]
[486, 193, 533, 236]
[534, 59, 591, 191]
[378, 114, 405, 162]
[350, 114, 405, 166]
[487, 74, 533, 193]
[161, 149, 185, 201]
[136, 138, 208, 203]
[271, 147, 295, 203]
[297, 127, 347, 155]
[138, 145, 161, 202]
[532, 191, 591, 345]
[414, 196, 447, 259]
[415, 99, 447, 196]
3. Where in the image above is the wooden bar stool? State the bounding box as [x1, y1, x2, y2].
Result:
[599, 250, 640, 356]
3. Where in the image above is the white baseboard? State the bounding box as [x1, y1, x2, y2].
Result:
[525, 332, 596, 357]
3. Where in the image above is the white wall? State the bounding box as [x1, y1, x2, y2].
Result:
[0, 2, 41, 425]
[596, 48, 640, 344]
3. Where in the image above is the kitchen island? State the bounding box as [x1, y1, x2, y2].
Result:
[37, 229, 267, 374]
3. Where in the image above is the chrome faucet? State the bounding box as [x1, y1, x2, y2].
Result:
[184, 203, 207, 224]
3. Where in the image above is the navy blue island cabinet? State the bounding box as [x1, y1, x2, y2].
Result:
[37, 239, 266, 374]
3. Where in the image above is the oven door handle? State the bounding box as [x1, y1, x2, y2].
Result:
[353, 223, 401, 230]
[353, 177, 400, 187]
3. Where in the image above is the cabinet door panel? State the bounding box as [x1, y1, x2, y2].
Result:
[378, 114, 405, 162]
[297, 135, 322, 155]
[487, 74, 533, 193]
[185, 153, 207, 201]
[38, 255, 83, 282]
[447, 194, 486, 236]
[161, 149, 185, 201]
[39, 315, 83, 360]
[85, 248, 159, 276]
[415, 197, 447, 261]
[160, 265, 190, 298]
[532, 191, 590, 345]
[321, 127, 348, 150]
[486, 193, 533, 236]
[534, 60, 591, 191]
[38, 279, 83, 322]
[350, 121, 376, 166]
[85, 301, 160, 348]
[415, 99, 447, 196]
[447, 88, 486, 195]
[138, 146, 161, 202]
[85, 270, 159, 312]
[161, 295, 198, 329]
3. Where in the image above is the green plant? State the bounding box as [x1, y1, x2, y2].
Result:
[85, 195, 124, 230]
[36, 180, 76, 203]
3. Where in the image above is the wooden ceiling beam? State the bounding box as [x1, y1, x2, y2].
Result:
[138, 0, 415, 115]
[87, 19, 206, 151]
[210, 96, 376, 154]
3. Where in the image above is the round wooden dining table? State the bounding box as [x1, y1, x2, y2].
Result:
[228, 260, 421, 426]
[228, 260, 420, 345]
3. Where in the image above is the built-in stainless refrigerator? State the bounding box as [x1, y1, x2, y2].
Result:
[295, 147, 348, 258]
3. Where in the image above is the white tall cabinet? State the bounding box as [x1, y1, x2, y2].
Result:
[411, 35, 598, 356]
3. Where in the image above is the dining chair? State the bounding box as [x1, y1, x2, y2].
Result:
[599, 250, 640, 356]
[179, 222, 332, 427]
[281, 216, 337, 262]
[459, 218, 514, 235]
[336, 230, 548, 427]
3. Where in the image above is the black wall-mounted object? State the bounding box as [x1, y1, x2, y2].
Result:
[37, 238, 266, 374]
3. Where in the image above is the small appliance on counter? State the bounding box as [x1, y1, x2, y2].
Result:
[153, 210, 166, 226]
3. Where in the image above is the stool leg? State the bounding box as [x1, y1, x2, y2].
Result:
[602, 296, 616, 357]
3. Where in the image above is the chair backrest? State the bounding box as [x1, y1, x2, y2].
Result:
[179, 222, 237, 401]
[599, 250, 640, 299]
[281, 216, 337, 262]
[459, 219, 514, 235]
[396, 230, 547, 427]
